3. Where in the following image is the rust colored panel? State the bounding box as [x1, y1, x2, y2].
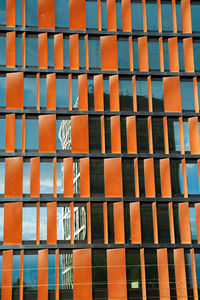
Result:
[38, 0, 55, 29]
[22, 32, 25, 68]
[122, 0, 131, 32]
[30, 157, 40, 197]
[148, 117, 153, 154]
[142, 0, 147, 32]
[7, 0, 15, 27]
[69, 0, 86, 30]
[85, 35, 89, 70]
[168, 37, 179, 72]
[107, 248, 127, 299]
[190, 249, 199, 300]
[113, 202, 125, 244]
[63, 157, 73, 197]
[130, 202, 141, 244]
[148, 76, 152, 112]
[73, 249, 92, 300]
[179, 117, 185, 154]
[163, 76, 182, 112]
[22, 0, 25, 27]
[152, 202, 158, 244]
[174, 248, 188, 299]
[87, 202, 91, 244]
[181, 0, 192, 34]
[103, 202, 108, 244]
[183, 37, 194, 73]
[129, 36, 133, 71]
[71, 115, 89, 153]
[110, 116, 121, 153]
[5, 157, 23, 198]
[168, 202, 175, 244]
[53, 157, 57, 198]
[134, 158, 139, 198]
[104, 158, 123, 198]
[69, 34, 79, 70]
[70, 202, 74, 244]
[80, 158, 90, 197]
[4, 202, 22, 245]
[132, 76, 137, 111]
[157, 0, 162, 33]
[55, 249, 59, 300]
[78, 74, 88, 111]
[160, 158, 172, 198]
[6, 32, 15, 67]
[36, 202, 40, 244]
[22, 114, 25, 152]
[54, 33, 63, 69]
[68, 74, 72, 110]
[100, 35, 118, 71]
[97, 0, 101, 30]
[138, 36, 149, 72]
[193, 77, 199, 113]
[47, 73, 56, 110]
[37, 73, 40, 110]
[107, 0, 117, 31]
[159, 37, 164, 72]
[38, 249, 48, 300]
[6, 72, 24, 110]
[39, 115, 56, 153]
[38, 33, 47, 69]
[94, 74, 104, 111]
[195, 203, 200, 244]
[172, 0, 177, 33]
[157, 249, 170, 300]
[140, 248, 147, 300]
[5, 114, 15, 153]
[163, 116, 169, 154]
[144, 158, 155, 198]
[179, 202, 191, 244]
[189, 117, 200, 154]
[101, 116, 105, 153]
[20, 250, 24, 300]
[182, 159, 188, 198]
[126, 116, 137, 154]
[47, 202, 57, 244]
[109, 75, 119, 111]
[1, 250, 13, 300]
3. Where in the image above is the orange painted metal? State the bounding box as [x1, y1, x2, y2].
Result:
[30, 157, 40, 197]
[188, 117, 200, 154]
[173, 248, 188, 299]
[126, 116, 137, 154]
[47, 202, 57, 244]
[101, 116, 105, 153]
[148, 116, 153, 154]
[54, 33, 63, 69]
[38, 249, 48, 300]
[78, 74, 88, 111]
[157, 249, 170, 300]
[7, 0, 15, 27]
[38, 33, 48, 69]
[122, 0, 132, 32]
[63, 157, 73, 197]
[19, 250, 24, 300]
[113, 202, 125, 244]
[36, 202, 40, 244]
[38, 0, 55, 29]
[193, 77, 199, 112]
[104, 158, 123, 198]
[5, 114, 15, 153]
[142, 0, 147, 32]
[107, 0, 117, 31]
[97, 0, 101, 30]
[109, 75, 120, 111]
[172, 0, 177, 33]
[157, 0, 162, 33]
[87, 202, 91, 244]
[190, 248, 199, 300]
[178, 202, 191, 244]
[168, 37, 179, 72]
[181, 0, 192, 34]
[130, 202, 141, 244]
[183, 37, 194, 73]
[22, 0, 25, 27]
[1, 250, 13, 300]
[110, 115, 121, 153]
[100, 35, 118, 71]
[71, 115, 89, 153]
[152, 202, 158, 244]
[160, 158, 172, 198]
[138, 36, 149, 72]
[182, 159, 188, 198]
[159, 37, 164, 72]
[132, 75, 137, 111]
[163, 116, 169, 154]
[6, 72, 24, 109]
[168, 202, 175, 244]
[140, 248, 147, 300]
[69, 0, 86, 30]
[4, 202, 22, 245]
[69, 34, 79, 70]
[144, 158, 155, 198]
[163, 76, 182, 112]
[5, 157, 23, 198]
[47, 73, 56, 110]
[94, 74, 104, 111]
[39, 114, 56, 153]
[134, 158, 140, 198]
[195, 203, 200, 244]
[103, 202, 108, 244]
[80, 157, 90, 197]
[6, 31, 15, 67]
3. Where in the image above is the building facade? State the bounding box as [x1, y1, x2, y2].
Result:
[0, 0, 200, 299]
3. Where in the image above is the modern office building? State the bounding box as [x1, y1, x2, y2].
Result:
[0, 0, 200, 299]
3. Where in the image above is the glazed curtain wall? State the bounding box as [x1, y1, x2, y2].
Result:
[1, 0, 200, 300]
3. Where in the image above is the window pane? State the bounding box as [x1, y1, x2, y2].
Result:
[73, 161, 80, 194]
[0, 207, 4, 240]
[59, 252, 73, 293]
[0, 162, 4, 194]
[56, 78, 68, 108]
[40, 77, 47, 108]
[103, 79, 110, 111]
[23, 161, 30, 194]
[126, 249, 142, 298]
[148, 40, 160, 70]
[119, 79, 133, 111]
[22, 207, 36, 240]
[88, 78, 94, 110]
[56, 119, 71, 151]
[194, 41, 200, 71]
[186, 163, 200, 195]
[74, 205, 87, 241]
[89, 118, 101, 152]
[16, 36, 22, 66]
[0, 36, 6, 66]
[24, 254, 38, 292]
[131, 2, 143, 31]
[48, 37, 54, 68]
[57, 206, 71, 240]
[163, 40, 169, 71]
[191, 3, 200, 32]
[40, 161, 53, 194]
[151, 79, 164, 112]
[25, 0, 38, 26]
[0, 118, 5, 150]
[122, 159, 135, 196]
[178, 41, 185, 71]
[124, 203, 131, 243]
[40, 206, 47, 240]
[145, 249, 159, 298]
[72, 78, 78, 108]
[13, 254, 20, 298]
[16, 0, 22, 26]
[86, 1, 98, 29]
[183, 121, 190, 152]
[48, 254, 56, 294]
[15, 118, 22, 150]
[170, 160, 184, 196]
[24, 77, 37, 108]
[89, 39, 101, 69]
[161, 1, 173, 31]
[132, 39, 139, 70]
[168, 119, 181, 152]
[136, 118, 149, 153]
[136, 80, 148, 111]
[141, 204, 154, 243]
[146, 2, 158, 31]
[189, 207, 197, 241]
[55, 0, 69, 28]
[26, 37, 38, 67]
[25, 119, 38, 150]
[116, 1, 122, 30]
[63, 38, 70, 68]
[107, 203, 114, 243]
[101, 1, 107, 30]
[176, 2, 182, 32]
[92, 250, 107, 297]
[152, 118, 165, 153]
[181, 81, 195, 111]
[79, 39, 85, 69]
[90, 160, 104, 196]
[157, 204, 170, 243]
[0, 76, 6, 106]
[118, 40, 129, 69]
[91, 204, 104, 243]
[0, 0, 6, 25]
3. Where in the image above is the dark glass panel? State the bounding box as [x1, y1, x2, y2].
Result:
[138, 160, 145, 196]
[157, 203, 170, 243]
[86, 1, 98, 29]
[116, 1, 122, 30]
[145, 249, 159, 298]
[25, 118, 38, 150]
[0, 0, 6, 25]
[148, 40, 160, 70]
[136, 118, 149, 153]
[178, 40, 185, 71]
[154, 159, 161, 196]
[101, 1, 107, 30]
[24, 76, 37, 108]
[122, 159, 135, 197]
[126, 249, 142, 298]
[79, 38, 85, 69]
[0, 76, 6, 106]
[132, 39, 139, 70]
[191, 2, 200, 32]
[173, 203, 181, 243]
[136, 79, 148, 111]
[0, 36, 6, 66]
[92, 249, 107, 299]
[176, 1, 182, 32]
[63, 37, 70, 68]
[119, 79, 133, 111]
[170, 160, 184, 196]
[121, 118, 127, 153]
[91, 203, 104, 244]
[26, 36, 38, 67]
[105, 117, 111, 152]
[89, 38, 101, 70]
[185, 252, 194, 298]
[40, 76, 47, 108]
[194, 40, 200, 71]
[16, 36, 22, 67]
[181, 80, 195, 111]
[168, 118, 181, 153]
[0, 118, 5, 150]
[48, 37, 54, 68]
[56, 77, 69, 108]
[118, 39, 130, 70]
[89, 117, 101, 152]
[163, 39, 169, 71]
[151, 79, 164, 112]
[141, 203, 154, 243]
[48, 253, 56, 298]
[107, 203, 114, 244]
[25, 0, 38, 27]
[124, 203, 131, 244]
[90, 159, 104, 196]
[88, 78, 94, 110]
[168, 250, 177, 300]
[152, 118, 165, 153]
[15, 117, 22, 151]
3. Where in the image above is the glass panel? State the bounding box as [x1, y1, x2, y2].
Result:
[181, 80, 195, 111]
[0, 76, 6, 106]
[116, 1, 122, 30]
[92, 250, 107, 298]
[136, 79, 148, 111]
[145, 249, 159, 298]
[157, 204, 170, 243]
[118, 39, 129, 69]
[22, 207, 36, 240]
[16, 0, 22, 26]
[107, 203, 114, 243]
[15, 118, 22, 150]
[40, 206, 47, 241]
[185, 252, 194, 298]
[25, 0, 38, 26]
[151, 79, 164, 112]
[194, 41, 200, 71]
[23, 161, 30, 194]
[0, 0, 6, 25]
[132, 39, 139, 70]
[163, 40, 169, 71]
[170, 160, 184, 196]
[25, 119, 38, 150]
[148, 40, 160, 70]
[173, 204, 181, 243]
[126, 249, 142, 298]
[23, 254, 38, 294]
[103, 79, 110, 111]
[48, 254, 56, 294]
[79, 39, 85, 69]
[0, 118, 5, 149]
[195, 253, 200, 289]
[73, 161, 80, 194]
[63, 38, 70, 68]
[26, 37, 38, 67]
[57, 206, 71, 241]
[161, 1, 173, 31]
[121, 118, 127, 152]
[16, 36, 22, 66]
[74, 205, 87, 242]
[141, 204, 154, 243]
[101, 1, 107, 30]
[183, 121, 190, 152]
[124, 203, 131, 243]
[0, 36, 6, 66]
[119, 79, 133, 111]
[152, 118, 165, 153]
[168, 119, 181, 152]
[91, 204, 104, 244]
[138, 160, 145, 196]
[59, 251, 73, 297]
[24, 77, 37, 108]
[0, 162, 4, 194]
[88, 78, 94, 110]
[56, 119, 71, 151]
[86, 1, 98, 29]
[191, 2, 200, 32]
[146, 1, 158, 31]
[40, 77, 47, 108]
[12, 254, 20, 299]
[72, 78, 78, 108]
[0, 207, 4, 240]
[55, 0, 69, 28]
[131, 1, 143, 31]
[56, 78, 68, 108]
[57, 162, 63, 194]
[122, 159, 135, 196]
[48, 37, 54, 68]
[186, 163, 200, 195]
[89, 118, 101, 152]
[176, 2, 182, 32]
[136, 118, 149, 153]
[40, 161, 53, 194]
[89, 39, 101, 69]
[90, 160, 104, 196]
[178, 41, 185, 71]
[189, 207, 197, 241]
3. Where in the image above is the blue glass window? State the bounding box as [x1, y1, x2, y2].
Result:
[48, 254, 56, 291]
[163, 40, 169, 71]
[16, 36, 22, 67]
[16, 0, 22, 26]
[132, 39, 139, 70]
[23, 161, 30, 194]
[189, 207, 197, 240]
[119, 79, 133, 111]
[56, 78, 68, 108]
[161, 1, 173, 32]
[25, 0, 38, 27]
[40, 161, 53, 194]
[48, 37, 54, 68]
[0, 118, 5, 150]
[183, 121, 190, 152]
[131, 1, 143, 31]
[63, 37, 70, 68]
[118, 39, 130, 69]
[176, 2, 182, 32]
[0, 207, 3, 240]
[79, 39, 85, 69]
[13, 255, 20, 289]
[25, 118, 38, 150]
[56, 119, 71, 150]
[0, 76, 6, 106]
[0, 163, 4, 195]
[57, 162, 63, 194]
[116, 1, 122, 30]
[101, 1, 107, 30]
[0, 36, 6, 66]
[86, 1, 98, 29]
[0, 0, 6, 25]
[40, 206, 47, 240]
[194, 41, 200, 71]
[24, 77, 37, 107]
[59, 252, 73, 290]
[15, 118, 22, 150]
[146, 1, 158, 31]
[22, 207, 36, 240]
[168, 119, 181, 152]
[24, 254, 38, 290]
[195, 253, 200, 288]
[57, 206, 71, 240]
[191, 2, 200, 32]
[26, 37, 38, 67]
[103, 79, 110, 110]
[151, 80, 164, 112]
[181, 80, 195, 111]
[40, 77, 47, 108]
[89, 39, 101, 69]
[136, 79, 148, 111]
[148, 40, 160, 70]
[178, 41, 184, 71]
[55, 0, 69, 28]
[186, 163, 200, 195]
[72, 78, 78, 108]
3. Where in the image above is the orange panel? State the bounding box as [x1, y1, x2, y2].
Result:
[140, 248, 147, 300]
[129, 36, 133, 71]
[80, 158, 90, 197]
[71, 115, 89, 153]
[6, 72, 24, 109]
[168, 202, 175, 244]
[68, 74, 72, 110]
[157, 0, 162, 33]
[182, 159, 188, 198]
[39, 114, 56, 153]
[37, 73, 40, 110]
[152, 202, 158, 244]
[130, 202, 141, 244]
[94, 74, 104, 111]
[103, 202, 108, 244]
[38, 33, 47, 69]
[178, 202, 191, 244]
[4, 202, 22, 245]
[47, 73, 56, 110]
[1, 250, 13, 300]
[22, 114, 25, 152]
[6, 32, 15, 67]
[36, 202, 40, 244]
[22, 0, 25, 27]
[188, 117, 200, 154]
[38, 0, 55, 29]
[190, 249, 199, 300]
[174, 248, 188, 299]
[69, 0, 86, 30]
[104, 158, 123, 198]
[148, 116, 153, 154]
[101, 116, 105, 153]
[132, 75, 137, 111]
[138, 36, 149, 72]
[20, 250, 24, 300]
[100, 35, 118, 71]
[195, 203, 200, 244]
[110, 116, 121, 153]
[160, 158, 172, 198]
[7, 0, 15, 27]
[5, 114, 15, 153]
[55, 249, 59, 300]
[73, 249, 92, 300]
[126, 116, 137, 154]
[109, 75, 119, 111]
[113, 202, 125, 244]
[172, 0, 177, 33]
[183, 37, 194, 72]
[85, 35, 89, 70]
[144, 158, 155, 198]
[163, 76, 182, 112]
[179, 117, 185, 154]
[134, 158, 139, 198]
[122, 0, 131, 32]
[181, 0, 192, 34]
[163, 116, 169, 154]
[69, 34, 79, 70]
[87, 202, 91, 244]
[22, 32, 25, 68]
[54, 33, 63, 69]
[157, 249, 170, 300]
[107, 0, 116, 31]
[78, 74, 88, 111]
[47, 202, 57, 244]
[193, 77, 199, 113]
[38, 249, 48, 300]
[53, 157, 57, 198]
[70, 202, 74, 244]
[30, 157, 40, 197]
[5, 157, 23, 198]
[148, 76, 152, 112]
[107, 248, 127, 300]
[159, 37, 164, 72]
[142, 0, 147, 32]
[168, 37, 179, 72]
[97, 0, 101, 30]
[63, 157, 73, 197]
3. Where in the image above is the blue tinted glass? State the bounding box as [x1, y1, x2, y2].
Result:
[63, 38, 70, 68]
[16, 0, 22, 26]
[57, 206, 71, 240]
[40, 77, 47, 108]
[16, 36, 22, 66]
[86, 1, 98, 29]
[163, 40, 169, 71]
[24, 77, 37, 107]
[178, 163, 184, 195]
[131, 2, 143, 30]
[183, 121, 190, 151]
[181, 81, 195, 111]
[55, 0, 69, 28]
[178, 41, 184, 71]
[56, 119, 71, 150]
[15, 118, 22, 150]
[49, 254, 56, 290]
[22, 207, 36, 240]
[72, 78, 78, 108]
[186, 164, 200, 195]
[57, 162, 63, 194]
[0, 119, 5, 150]
[24, 255, 38, 289]
[118, 40, 129, 69]
[0, 208, 3, 240]
[0, 162, 4, 193]
[25, 0, 38, 26]
[0, 36, 6, 66]
[13, 255, 20, 287]
[48, 38, 54, 68]
[89, 39, 101, 69]
[151, 80, 164, 112]
[195, 254, 200, 288]
[25, 119, 38, 150]
[146, 2, 158, 31]
[103, 79, 109, 95]
[0, 77, 6, 106]
[79, 39, 85, 69]
[119, 80, 132, 97]
[101, 1, 107, 30]
[172, 121, 181, 151]
[26, 37, 38, 67]
[194, 42, 200, 71]
[191, 3, 200, 32]
[132, 39, 139, 70]
[176, 3, 182, 32]
[161, 2, 173, 31]
[23, 161, 30, 194]
[136, 80, 148, 111]
[0, 0, 6, 25]
[56, 78, 68, 108]
[148, 40, 160, 70]
[40, 207, 47, 240]
[189, 207, 197, 240]
[40, 162, 53, 194]
[116, 1, 122, 30]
